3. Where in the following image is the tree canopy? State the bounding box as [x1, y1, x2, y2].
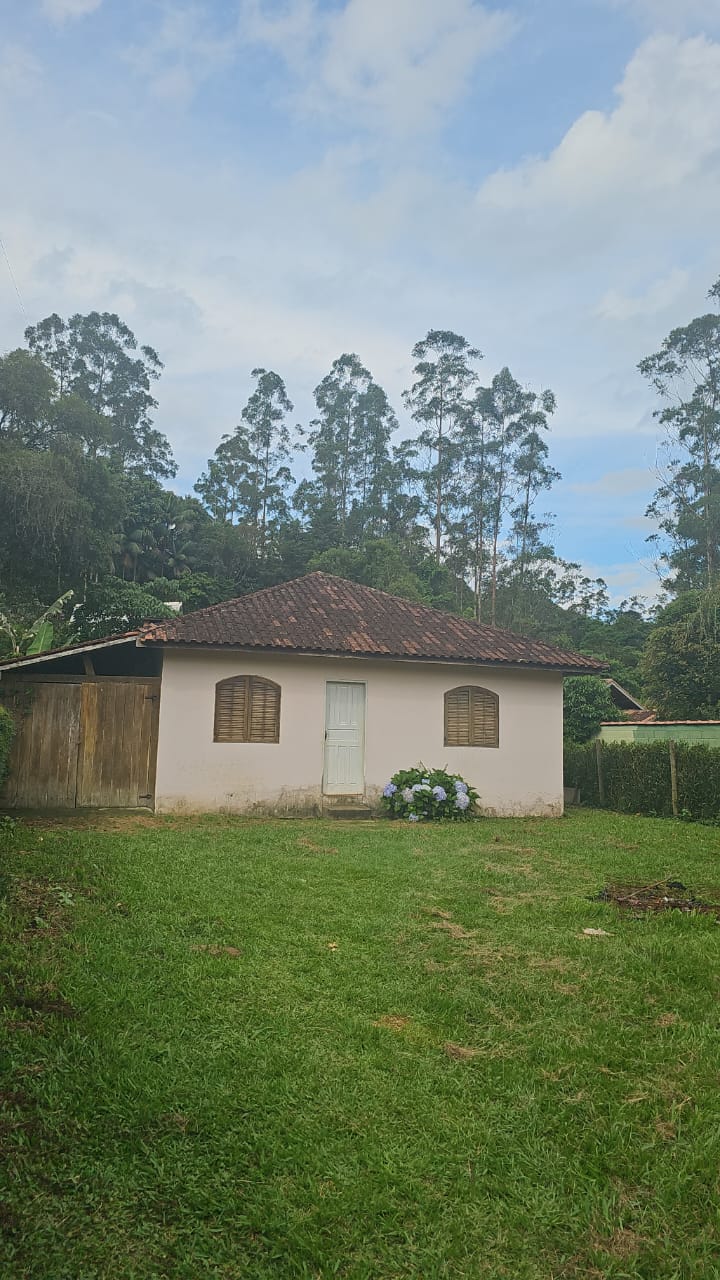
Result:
[6, 294, 720, 732]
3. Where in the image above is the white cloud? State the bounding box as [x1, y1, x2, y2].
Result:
[238, 0, 517, 134]
[476, 35, 720, 246]
[570, 468, 656, 498]
[124, 5, 237, 104]
[41, 0, 103, 21]
[239, 0, 317, 61]
[595, 268, 690, 322]
[580, 559, 663, 604]
[307, 0, 516, 135]
[129, 0, 517, 128]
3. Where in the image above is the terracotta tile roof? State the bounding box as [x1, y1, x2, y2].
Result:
[140, 572, 607, 673]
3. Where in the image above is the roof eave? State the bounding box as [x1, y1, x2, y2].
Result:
[0, 633, 140, 675]
[142, 637, 605, 674]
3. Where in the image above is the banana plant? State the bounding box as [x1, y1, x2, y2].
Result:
[0, 590, 74, 657]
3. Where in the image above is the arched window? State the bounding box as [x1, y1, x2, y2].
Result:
[444, 685, 499, 748]
[213, 675, 281, 743]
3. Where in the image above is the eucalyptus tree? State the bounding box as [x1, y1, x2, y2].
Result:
[453, 368, 549, 623]
[194, 441, 247, 525]
[348, 378, 397, 540]
[505, 392, 559, 623]
[24, 311, 175, 477]
[402, 330, 482, 564]
[196, 369, 296, 558]
[305, 354, 396, 544]
[240, 368, 296, 553]
[639, 277, 720, 591]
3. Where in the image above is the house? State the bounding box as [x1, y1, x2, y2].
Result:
[0, 572, 605, 817]
[603, 678, 655, 722]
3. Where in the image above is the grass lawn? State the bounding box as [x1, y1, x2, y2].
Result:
[2, 810, 720, 1279]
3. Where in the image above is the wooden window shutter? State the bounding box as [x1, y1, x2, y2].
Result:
[444, 685, 498, 748]
[214, 676, 280, 743]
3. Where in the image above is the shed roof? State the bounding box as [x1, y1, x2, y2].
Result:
[141, 572, 606, 673]
[0, 633, 140, 673]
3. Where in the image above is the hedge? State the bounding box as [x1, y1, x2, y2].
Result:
[0, 706, 14, 786]
[564, 740, 720, 821]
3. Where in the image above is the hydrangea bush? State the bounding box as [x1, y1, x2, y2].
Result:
[381, 765, 479, 821]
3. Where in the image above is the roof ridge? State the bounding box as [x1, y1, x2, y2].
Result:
[145, 571, 586, 660]
[136, 571, 606, 672]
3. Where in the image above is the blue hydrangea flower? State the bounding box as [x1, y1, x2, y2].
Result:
[454, 780, 469, 794]
[422, 777, 430, 784]
[408, 813, 420, 822]
[432, 785, 447, 801]
[402, 787, 414, 803]
[455, 792, 470, 811]
[382, 782, 397, 797]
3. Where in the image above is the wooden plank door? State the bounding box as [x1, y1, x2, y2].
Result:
[75, 680, 160, 808]
[324, 682, 366, 795]
[1, 681, 82, 809]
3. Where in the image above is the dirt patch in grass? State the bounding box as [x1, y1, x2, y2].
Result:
[373, 1014, 412, 1032]
[481, 843, 538, 856]
[8, 877, 72, 939]
[590, 1227, 646, 1259]
[423, 905, 480, 942]
[486, 889, 563, 914]
[593, 880, 720, 918]
[297, 838, 338, 855]
[654, 1117, 677, 1141]
[443, 1041, 481, 1061]
[482, 861, 537, 877]
[655, 1011, 680, 1027]
[432, 918, 477, 941]
[527, 956, 576, 973]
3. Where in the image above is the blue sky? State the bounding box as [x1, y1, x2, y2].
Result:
[3, 0, 720, 602]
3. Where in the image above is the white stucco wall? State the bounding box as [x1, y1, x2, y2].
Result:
[153, 649, 564, 817]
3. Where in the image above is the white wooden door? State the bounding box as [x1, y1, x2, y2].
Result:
[324, 682, 366, 795]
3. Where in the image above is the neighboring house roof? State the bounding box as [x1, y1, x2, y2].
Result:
[601, 719, 720, 726]
[604, 678, 648, 712]
[140, 572, 606, 673]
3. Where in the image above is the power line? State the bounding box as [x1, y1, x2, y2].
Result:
[0, 232, 27, 321]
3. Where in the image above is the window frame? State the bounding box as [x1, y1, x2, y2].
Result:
[213, 674, 281, 744]
[444, 684, 499, 749]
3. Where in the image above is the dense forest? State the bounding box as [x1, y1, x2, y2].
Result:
[1, 282, 720, 722]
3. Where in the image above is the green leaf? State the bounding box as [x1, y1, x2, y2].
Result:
[25, 620, 54, 655]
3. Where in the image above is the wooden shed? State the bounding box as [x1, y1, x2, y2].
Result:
[0, 634, 161, 811]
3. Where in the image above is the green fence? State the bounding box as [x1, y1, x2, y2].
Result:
[564, 740, 720, 822]
[599, 722, 720, 747]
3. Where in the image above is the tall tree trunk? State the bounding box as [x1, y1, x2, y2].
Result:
[260, 440, 270, 559]
[490, 445, 507, 627]
[435, 391, 444, 565]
